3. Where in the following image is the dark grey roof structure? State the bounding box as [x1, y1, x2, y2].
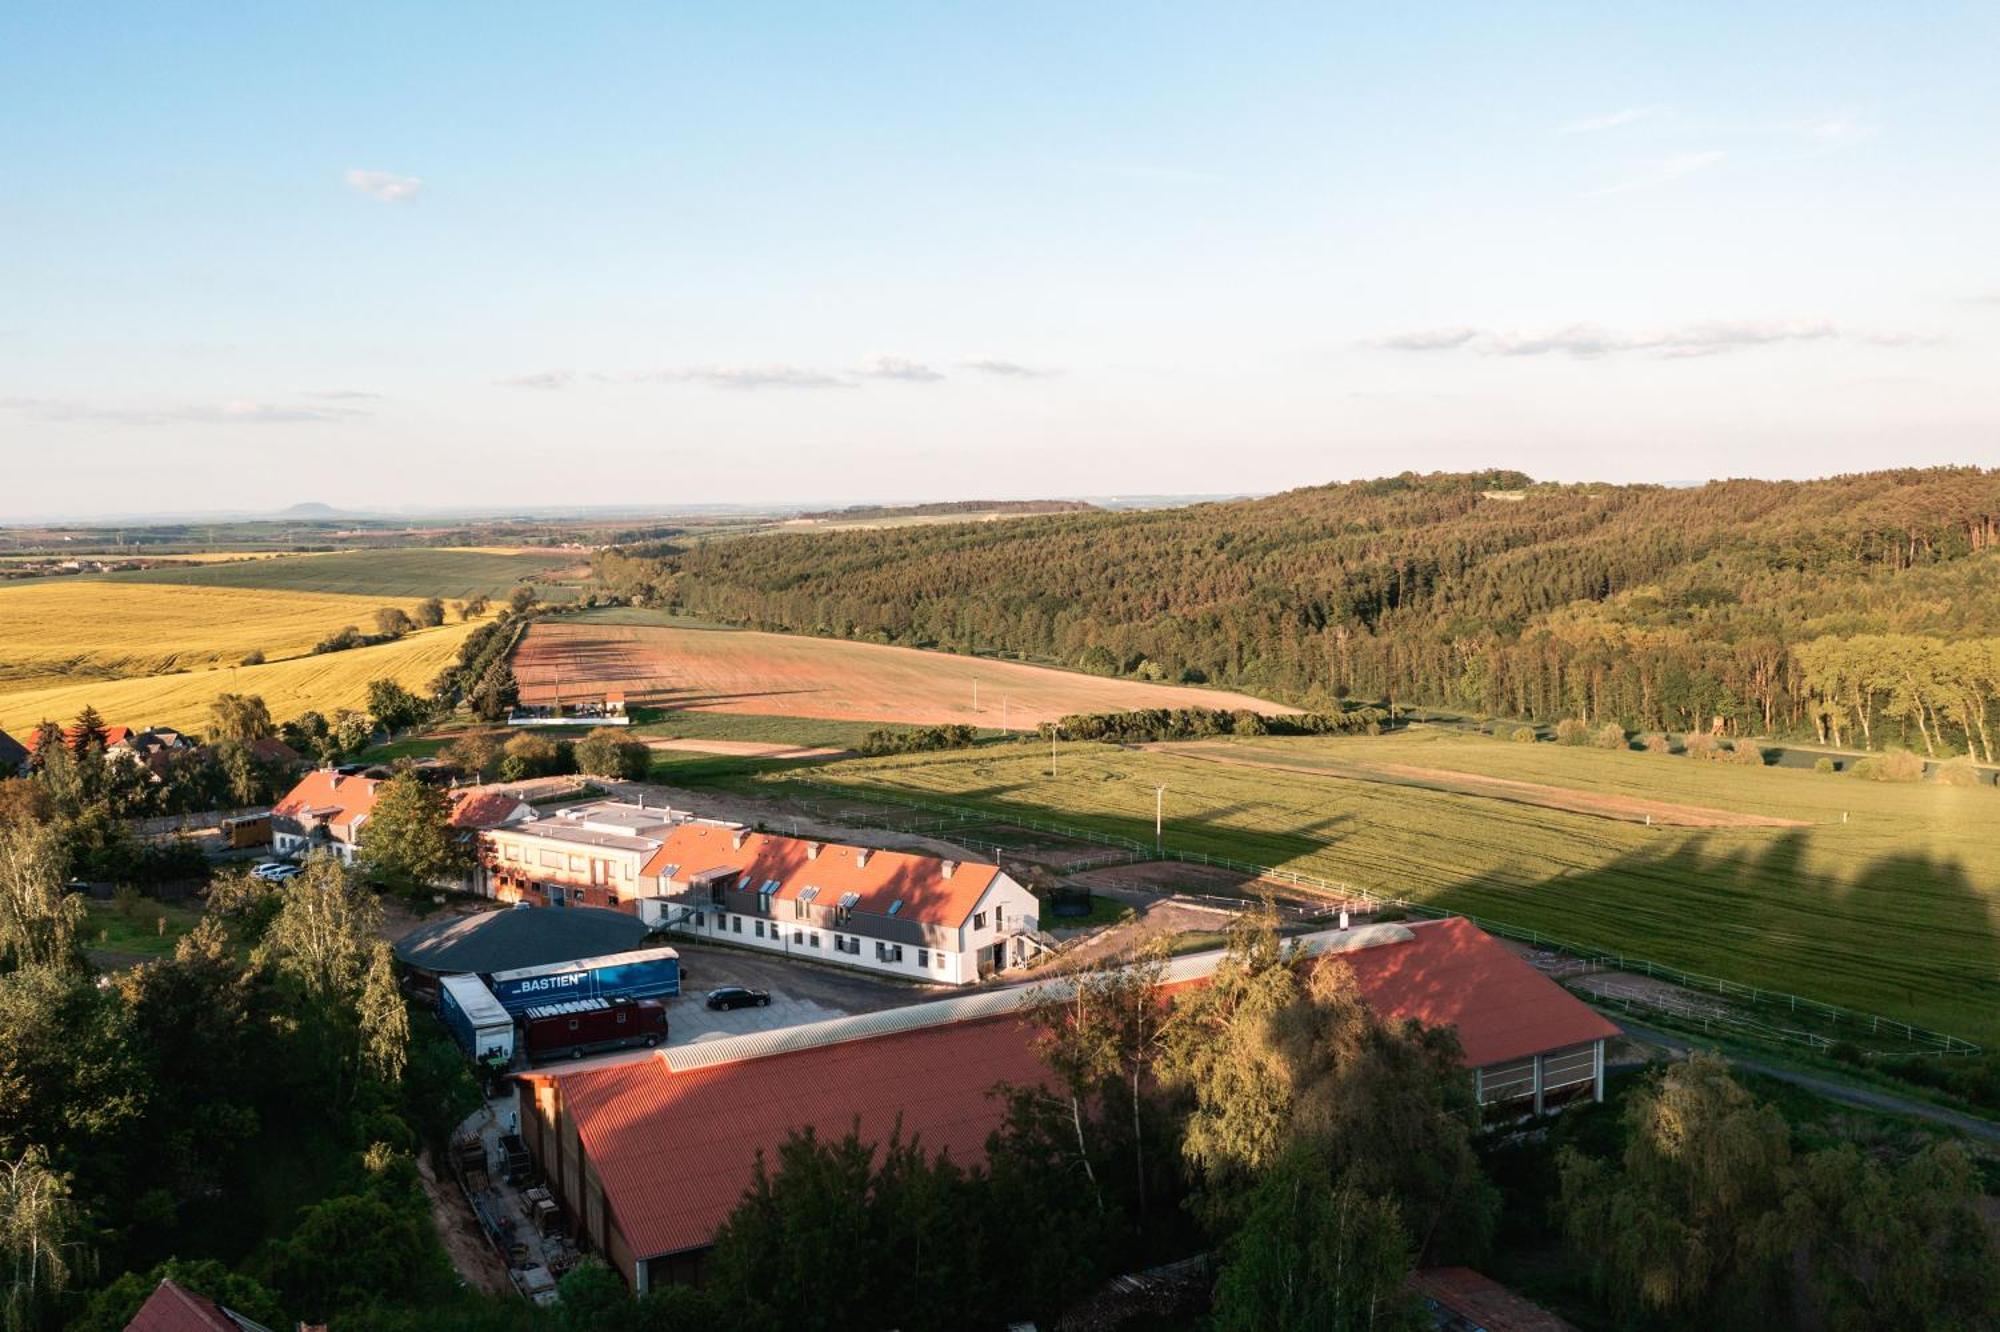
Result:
[393, 904, 650, 976]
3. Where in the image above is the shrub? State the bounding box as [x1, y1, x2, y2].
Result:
[574, 727, 651, 780]
[1726, 742, 1766, 766]
[1932, 756, 1983, 787]
[1683, 731, 1719, 759]
[1554, 718, 1591, 746]
[1813, 756, 1837, 775]
[1852, 749, 1925, 783]
[1511, 727, 1537, 743]
[313, 625, 365, 655]
[372, 606, 414, 638]
[241, 648, 266, 666]
[1644, 734, 1674, 755]
[1594, 723, 1627, 750]
[858, 724, 977, 756]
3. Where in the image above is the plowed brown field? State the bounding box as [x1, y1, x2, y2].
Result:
[512, 621, 1290, 728]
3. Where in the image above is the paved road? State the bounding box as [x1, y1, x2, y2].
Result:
[1617, 1020, 2000, 1147]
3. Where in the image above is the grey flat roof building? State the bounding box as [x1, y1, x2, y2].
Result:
[394, 904, 650, 976]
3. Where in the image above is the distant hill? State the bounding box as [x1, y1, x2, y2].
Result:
[276, 501, 351, 519]
[793, 499, 1099, 522]
[599, 468, 2000, 752]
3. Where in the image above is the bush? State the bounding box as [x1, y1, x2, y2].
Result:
[497, 732, 571, 782]
[313, 625, 365, 655]
[373, 607, 415, 638]
[1554, 718, 1591, 746]
[858, 724, 978, 757]
[241, 648, 266, 666]
[1726, 742, 1767, 766]
[1643, 734, 1675, 755]
[1813, 756, 1838, 774]
[1932, 756, 1983, 787]
[1852, 749, 1925, 783]
[1683, 731, 1719, 759]
[1511, 726, 1537, 743]
[574, 727, 650, 780]
[1594, 723, 1627, 750]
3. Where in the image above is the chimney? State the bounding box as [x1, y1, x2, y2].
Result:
[732, 830, 748, 851]
[941, 859, 957, 879]
[807, 841, 823, 860]
[855, 848, 872, 869]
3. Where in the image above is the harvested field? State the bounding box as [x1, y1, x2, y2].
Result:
[0, 620, 477, 733]
[102, 546, 576, 598]
[511, 619, 1290, 727]
[1147, 741, 1808, 828]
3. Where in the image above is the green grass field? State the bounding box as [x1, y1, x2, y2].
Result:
[101, 547, 578, 598]
[85, 898, 203, 960]
[774, 728, 2000, 1045]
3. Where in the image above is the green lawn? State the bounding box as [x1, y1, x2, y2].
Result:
[85, 898, 203, 959]
[770, 730, 2000, 1046]
[630, 709, 916, 747]
[100, 548, 578, 598]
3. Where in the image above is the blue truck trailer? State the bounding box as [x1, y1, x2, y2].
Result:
[486, 946, 681, 1016]
[439, 973, 516, 1064]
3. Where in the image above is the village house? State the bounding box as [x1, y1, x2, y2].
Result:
[636, 823, 1045, 984]
[474, 799, 686, 910]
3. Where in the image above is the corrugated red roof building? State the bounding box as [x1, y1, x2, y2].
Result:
[516, 915, 1619, 1291]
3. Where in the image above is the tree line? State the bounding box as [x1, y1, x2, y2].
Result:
[596, 469, 2000, 752]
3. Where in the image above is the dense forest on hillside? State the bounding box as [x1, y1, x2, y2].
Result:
[595, 469, 2000, 753]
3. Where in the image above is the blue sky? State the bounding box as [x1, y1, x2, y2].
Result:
[3, 3, 1997, 516]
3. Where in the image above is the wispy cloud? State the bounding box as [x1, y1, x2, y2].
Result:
[1776, 114, 1879, 150]
[1589, 150, 1725, 196]
[856, 355, 945, 383]
[1559, 106, 1665, 135]
[344, 168, 423, 202]
[1367, 319, 1894, 360]
[644, 364, 852, 391]
[301, 388, 384, 401]
[961, 357, 1056, 378]
[0, 396, 370, 424]
[1369, 327, 1479, 352]
[495, 371, 575, 390]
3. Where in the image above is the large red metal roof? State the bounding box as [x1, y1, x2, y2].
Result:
[1337, 917, 1620, 1067]
[541, 1013, 1051, 1260]
[541, 916, 1617, 1262]
[125, 1278, 265, 1332]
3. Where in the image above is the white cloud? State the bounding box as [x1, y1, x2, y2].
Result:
[1589, 150, 1725, 196]
[0, 395, 368, 424]
[1558, 106, 1664, 135]
[344, 168, 423, 202]
[1778, 115, 1880, 149]
[856, 355, 945, 383]
[496, 371, 575, 390]
[302, 388, 384, 401]
[961, 357, 1055, 377]
[1370, 319, 1856, 360]
[645, 364, 851, 390]
[1369, 327, 1480, 352]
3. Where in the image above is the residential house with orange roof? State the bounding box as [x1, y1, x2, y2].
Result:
[271, 770, 381, 864]
[123, 1276, 276, 1332]
[634, 822, 1043, 984]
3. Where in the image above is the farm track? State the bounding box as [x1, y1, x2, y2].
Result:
[1144, 742, 1811, 828]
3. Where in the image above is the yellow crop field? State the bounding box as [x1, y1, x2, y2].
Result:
[0, 581, 442, 686]
[0, 619, 478, 734]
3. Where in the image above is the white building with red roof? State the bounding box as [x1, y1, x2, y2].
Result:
[270, 770, 381, 864]
[635, 822, 1043, 984]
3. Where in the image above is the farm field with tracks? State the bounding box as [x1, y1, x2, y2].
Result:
[779, 729, 2000, 1045]
[511, 612, 1293, 727]
[99, 546, 580, 597]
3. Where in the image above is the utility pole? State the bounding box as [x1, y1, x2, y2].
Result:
[973, 677, 979, 714]
[1003, 697, 1009, 733]
[1154, 784, 1165, 849]
[1050, 725, 1058, 778]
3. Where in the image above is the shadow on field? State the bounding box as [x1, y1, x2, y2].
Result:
[1432, 833, 1999, 1045]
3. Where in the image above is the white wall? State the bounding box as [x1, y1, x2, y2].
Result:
[658, 903, 974, 985]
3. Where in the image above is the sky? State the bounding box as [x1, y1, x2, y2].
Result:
[3, 3, 1998, 517]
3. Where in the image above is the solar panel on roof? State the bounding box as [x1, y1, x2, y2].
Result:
[887, 900, 903, 916]
[798, 885, 819, 903]
[837, 891, 860, 909]
[760, 879, 781, 895]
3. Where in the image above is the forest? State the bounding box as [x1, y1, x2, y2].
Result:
[596, 468, 2000, 753]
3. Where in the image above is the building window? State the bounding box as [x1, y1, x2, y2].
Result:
[694, 911, 705, 927]
[973, 910, 988, 930]
[874, 941, 887, 961]
[935, 951, 947, 969]
[890, 945, 904, 963]
[755, 920, 766, 938]
[810, 932, 820, 948]
[732, 916, 743, 935]
[792, 928, 803, 944]
[917, 948, 928, 967]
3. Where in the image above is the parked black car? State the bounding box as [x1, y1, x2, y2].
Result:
[705, 986, 771, 1011]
